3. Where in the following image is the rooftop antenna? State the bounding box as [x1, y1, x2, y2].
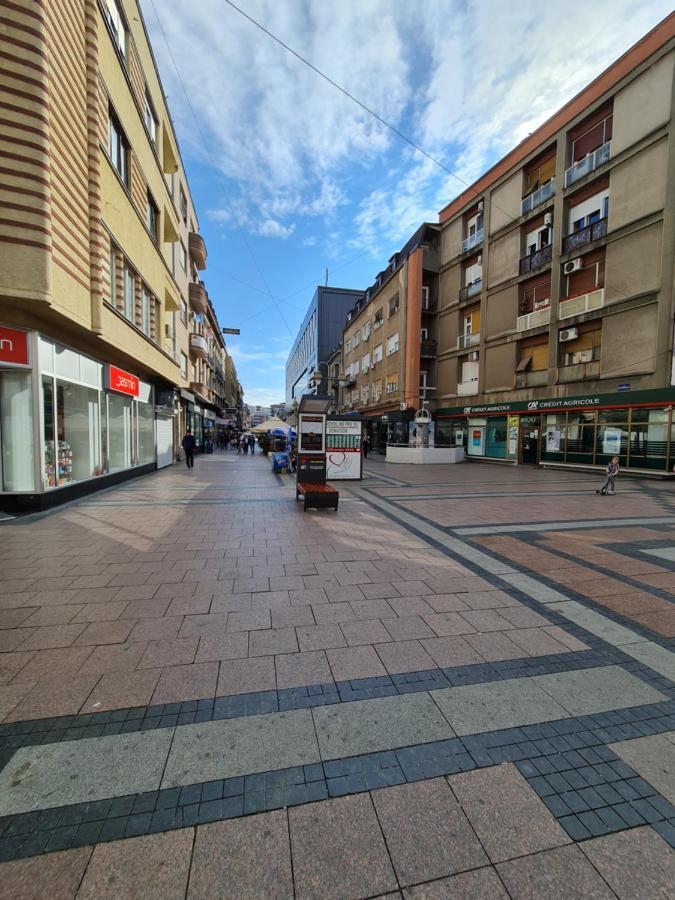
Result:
[325, 267, 328, 286]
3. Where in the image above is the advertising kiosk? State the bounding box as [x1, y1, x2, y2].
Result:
[295, 395, 339, 511]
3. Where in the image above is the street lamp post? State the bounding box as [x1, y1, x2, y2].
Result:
[311, 361, 347, 412]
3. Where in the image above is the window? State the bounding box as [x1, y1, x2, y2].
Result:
[144, 91, 158, 146]
[420, 370, 428, 398]
[353, 358, 360, 375]
[389, 294, 399, 316]
[353, 331, 360, 349]
[421, 328, 428, 340]
[109, 247, 117, 306]
[524, 153, 556, 195]
[123, 265, 135, 321]
[386, 377, 398, 394]
[362, 322, 371, 341]
[179, 185, 188, 223]
[526, 225, 551, 255]
[108, 109, 129, 185]
[140, 286, 150, 336]
[104, 0, 127, 58]
[373, 381, 382, 402]
[361, 385, 369, 403]
[361, 352, 370, 372]
[146, 192, 159, 241]
[386, 333, 399, 355]
[180, 299, 187, 325]
[374, 308, 384, 328]
[154, 299, 161, 341]
[345, 338, 351, 354]
[568, 190, 610, 233]
[561, 325, 602, 367]
[373, 343, 383, 364]
[179, 241, 187, 272]
[519, 277, 551, 315]
[180, 353, 187, 378]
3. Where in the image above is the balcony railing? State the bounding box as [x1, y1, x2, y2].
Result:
[190, 380, 210, 399]
[562, 218, 608, 254]
[517, 306, 551, 331]
[462, 228, 484, 254]
[516, 370, 548, 388]
[458, 332, 480, 350]
[189, 332, 208, 359]
[519, 244, 552, 275]
[189, 281, 208, 315]
[459, 279, 482, 302]
[559, 287, 605, 319]
[420, 339, 437, 356]
[564, 142, 611, 188]
[558, 360, 601, 383]
[189, 232, 207, 270]
[521, 178, 556, 215]
[457, 379, 479, 396]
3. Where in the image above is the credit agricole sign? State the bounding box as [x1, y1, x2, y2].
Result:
[437, 387, 675, 418]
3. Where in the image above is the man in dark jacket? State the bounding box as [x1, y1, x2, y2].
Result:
[182, 429, 196, 468]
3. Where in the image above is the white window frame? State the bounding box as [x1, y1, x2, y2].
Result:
[141, 286, 150, 336]
[353, 331, 360, 348]
[104, 0, 127, 58]
[144, 91, 158, 146]
[123, 266, 135, 322]
[373, 344, 383, 364]
[387, 332, 399, 355]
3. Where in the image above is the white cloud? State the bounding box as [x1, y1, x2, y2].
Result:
[257, 219, 296, 239]
[243, 386, 286, 406]
[227, 342, 290, 363]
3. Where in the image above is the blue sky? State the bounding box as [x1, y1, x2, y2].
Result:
[141, 0, 672, 407]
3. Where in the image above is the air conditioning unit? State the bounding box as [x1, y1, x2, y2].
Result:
[544, 212, 552, 226]
[164, 324, 173, 338]
[563, 258, 582, 275]
[477, 200, 484, 212]
[467, 351, 479, 361]
[477, 254, 483, 266]
[559, 327, 578, 342]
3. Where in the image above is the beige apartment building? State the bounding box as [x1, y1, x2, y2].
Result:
[340, 225, 440, 450]
[0, 0, 239, 508]
[435, 14, 675, 472]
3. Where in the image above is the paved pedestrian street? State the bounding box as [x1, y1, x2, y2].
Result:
[0, 453, 674, 898]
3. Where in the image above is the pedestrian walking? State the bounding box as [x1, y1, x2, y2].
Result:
[181, 428, 196, 469]
[362, 434, 369, 459]
[243, 434, 249, 455]
[596, 456, 620, 495]
[249, 435, 256, 455]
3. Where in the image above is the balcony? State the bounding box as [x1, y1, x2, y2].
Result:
[190, 380, 210, 400]
[189, 232, 207, 270]
[459, 279, 482, 303]
[189, 281, 208, 315]
[521, 178, 556, 216]
[558, 360, 601, 383]
[420, 339, 438, 357]
[559, 287, 604, 319]
[564, 142, 611, 188]
[517, 306, 551, 331]
[519, 244, 552, 275]
[516, 370, 548, 389]
[457, 379, 479, 396]
[189, 332, 208, 360]
[562, 218, 608, 254]
[457, 332, 480, 350]
[462, 228, 484, 254]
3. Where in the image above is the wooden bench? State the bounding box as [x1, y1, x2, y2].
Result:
[296, 481, 339, 511]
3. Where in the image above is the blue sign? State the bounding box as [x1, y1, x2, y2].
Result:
[616, 383, 631, 392]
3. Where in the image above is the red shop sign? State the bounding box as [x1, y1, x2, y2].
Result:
[106, 365, 139, 397]
[0, 326, 29, 367]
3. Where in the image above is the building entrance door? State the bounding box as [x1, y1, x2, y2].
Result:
[520, 416, 540, 464]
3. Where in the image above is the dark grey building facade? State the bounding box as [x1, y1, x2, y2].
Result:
[285, 286, 364, 406]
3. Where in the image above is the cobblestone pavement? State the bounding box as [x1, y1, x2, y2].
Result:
[0, 451, 674, 897]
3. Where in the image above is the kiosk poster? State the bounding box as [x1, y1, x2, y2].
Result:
[546, 430, 561, 452]
[326, 420, 362, 480]
[602, 428, 622, 455]
[299, 415, 324, 452]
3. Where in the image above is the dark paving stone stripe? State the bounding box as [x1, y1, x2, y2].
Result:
[1, 700, 674, 862]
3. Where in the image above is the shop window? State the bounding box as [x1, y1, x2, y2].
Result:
[138, 399, 155, 465]
[628, 408, 668, 470]
[595, 408, 628, 467]
[108, 108, 129, 186]
[541, 414, 567, 462]
[42, 376, 102, 487]
[0, 372, 35, 491]
[108, 393, 134, 471]
[566, 411, 596, 462]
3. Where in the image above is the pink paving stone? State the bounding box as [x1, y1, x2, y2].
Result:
[275, 650, 334, 689]
[137, 637, 199, 669]
[210, 593, 253, 614]
[217, 656, 276, 695]
[16, 623, 86, 651]
[507, 627, 572, 657]
[498, 605, 552, 629]
[296, 624, 346, 652]
[249, 627, 299, 657]
[425, 593, 470, 613]
[166, 595, 213, 617]
[270, 605, 316, 629]
[117, 597, 170, 619]
[459, 609, 516, 632]
[0, 608, 38, 629]
[77, 829, 193, 900]
[0, 651, 36, 685]
[22, 605, 83, 627]
[74, 619, 136, 646]
[461, 590, 518, 610]
[179, 613, 230, 638]
[312, 602, 355, 624]
[420, 636, 485, 669]
[82, 668, 161, 713]
[402, 867, 509, 899]
[71, 601, 129, 622]
[423, 612, 477, 637]
[392, 580, 434, 596]
[128, 616, 184, 643]
[350, 599, 396, 620]
[4, 673, 102, 721]
[0, 846, 92, 900]
[496, 845, 617, 899]
[0, 683, 36, 722]
[290, 588, 329, 606]
[385, 596, 437, 617]
[11, 646, 93, 682]
[339, 618, 391, 646]
[151, 661, 219, 704]
[251, 590, 292, 611]
[327, 645, 388, 681]
[78, 642, 147, 675]
[358, 582, 402, 600]
[114, 585, 162, 603]
[195, 631, 248, 663]
[464, 632, 525, 662]
[580, 826, 675, 900]
[542, 626, 590, 652]
[325, 585, 366, 603]
[375, 640, 436, 675]
[381, 615, 436, 642]
[188, 811, 293, 899]
[226, 609, 272, 632]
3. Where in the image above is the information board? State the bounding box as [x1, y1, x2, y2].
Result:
[299, 415, 325, 453]
[326, 419, 362, 480]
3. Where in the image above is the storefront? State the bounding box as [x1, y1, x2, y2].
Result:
[0, 329, 159, 511]
[436, 388, 675, 473]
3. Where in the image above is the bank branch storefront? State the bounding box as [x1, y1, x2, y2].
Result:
[436, 388, 675, 473]
[0, 328, 157, 511]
